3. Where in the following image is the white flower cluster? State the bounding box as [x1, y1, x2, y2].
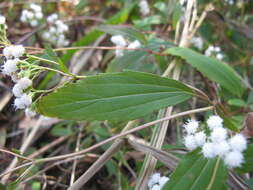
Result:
[110, 35, 141, 57]
[148, 173, 169, 190]
[183, 115, 248, 168]
[139, 0, 150, 16]
[205, 45, 224, 60]
[42, 14, 69, 47]
[1, 45, 35, 114]
[191, 37, 204, 50]
[20, 4, 43, 27]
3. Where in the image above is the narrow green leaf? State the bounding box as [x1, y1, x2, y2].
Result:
[166, 47, 246, 97]
[134, 15, 163, 29]
[76, 0, 88, 10]
[106, 50, 149, 73]
[163, 150, 228, 190]
[36, 71, 193, 121]
[172, 4, 182, 29]
[97, 25, 147, 43]
[106, 38, 174, 73]
[42, 45, 70, 74]
[228, 99, 246, 107]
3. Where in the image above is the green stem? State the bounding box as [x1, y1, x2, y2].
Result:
[27, 55, 59, 65]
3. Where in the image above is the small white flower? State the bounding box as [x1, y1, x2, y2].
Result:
[229, 134, 247, 152]
[128, 40, 141, 49]
[1, 59, 18, 75]
[216, 53, 224, 60]
[148, 173, 169, 190]
[151, 184, 160, 190]
[214, 47, 221, 52]
[184, 119, 199, 134]
[42, 32, 50, 39]
[207, 115, 223, 129]
[224, 151, 244, 168]
[17, 94, 32, 109]
[64, 40, 70, 46]
[12, 84, 23, 97]
[184, 135, 197, 150]
[194, 131, 206, 147]
[202, 142, 216, 158]
[139, 0, 150, 16]
[11, 74, 19, 82]
[35, 12, 43, 19]
[159, 176, 169, 187]
[30, 4, 42, 12]
[208, 45, 215, 51]
[26, 11, 34, 20]
[148, 173, 161, 188]
[3, 46, 13, 58]
[210, 127, 227, 143]
[214, 141, 230, 157]
[191, 37, 203, 49]
[49, 26, 57, 33]
[111, 35, 127, 47]
[0, 15, 6, 25]
[20, 15, 27, 23]
[12, 45, 25, 58]
[14, 94, 32, 109]
[30, 20, 38, 27]
[47, 13, 58, 23]
[14, 97, 25, 109]
[180, 0, 186, 5]
[17, 77, 32, 90]
[205, 49, 211, 57]
[25, 108, 36, 117]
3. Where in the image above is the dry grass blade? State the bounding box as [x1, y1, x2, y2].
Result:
[127, 136, 179, 170]
[68, 140, 125, 190]
[228, 172, 249, 190]
[68, 121, 137, 190]
[1, 117, 43, 184]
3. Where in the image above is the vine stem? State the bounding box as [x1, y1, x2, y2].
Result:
[0, 148, 33, 161]
[24, 46, 168, 56]
[0, 106, 213, 179]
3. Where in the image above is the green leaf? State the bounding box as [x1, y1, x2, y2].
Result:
[134, 15, 164, 29]
[97, 25, 147, 43]
[228, 99, 246, 107]
[166, 47, 246, 97]
[163, 150, 228, 190]
[76, 0, 88, 10]
[172, 4, 182, 29]
[42, 45, 70, 74]
[106, 50, 150, 73]
[36, 71, 193, 121]
[247, 90, 253, 104]
[239, 144, 253, 173]
[107, 38, 174, 73]
[154, 2, 168, 17]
